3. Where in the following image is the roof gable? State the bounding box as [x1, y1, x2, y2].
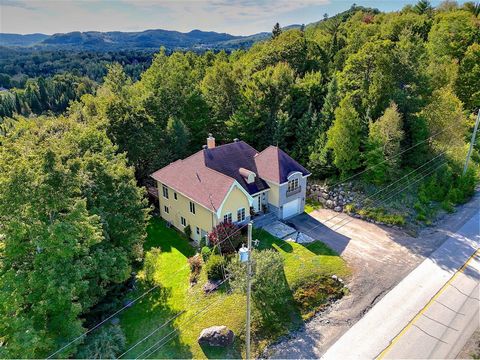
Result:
[255, 146, 310, 184]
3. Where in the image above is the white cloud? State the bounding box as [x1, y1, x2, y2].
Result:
[0, 0, 330, 35]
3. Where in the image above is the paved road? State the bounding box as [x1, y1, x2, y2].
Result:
[322, 211, 480, 360]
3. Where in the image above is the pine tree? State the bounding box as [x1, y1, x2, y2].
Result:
[413, 0, 433, 15]
[167, 116, 190, 160]
[272, 22, 282, 38]
[326, 96, 362, 175]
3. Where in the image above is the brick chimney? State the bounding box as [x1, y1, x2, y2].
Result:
[207, 133, 215, 149]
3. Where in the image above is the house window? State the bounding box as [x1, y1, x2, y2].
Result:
[189, 201, 196, 214]
[237, 208, 246, 222]
[164, 206, 169, 214]
[162, 185, 169, 199]
[174, 192, 178, 200]
[196, 226, 200, 235]
[223, 213, 232, 223]
[181, 216, 187, 227]
[287, 178, 299, 192]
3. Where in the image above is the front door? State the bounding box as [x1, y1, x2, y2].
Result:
[253, 195, 261, 213]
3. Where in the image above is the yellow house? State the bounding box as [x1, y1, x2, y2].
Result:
[150, 135, 310, 242]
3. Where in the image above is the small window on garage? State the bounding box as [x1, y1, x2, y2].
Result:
[196, 226, 200, 235]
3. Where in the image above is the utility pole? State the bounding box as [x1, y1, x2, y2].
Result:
[246, 221, 252, 360]
[464, 109, 480, 175]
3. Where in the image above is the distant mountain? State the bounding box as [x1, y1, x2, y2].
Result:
[0, 33, 50, 46]
[0, 28, 279, 51]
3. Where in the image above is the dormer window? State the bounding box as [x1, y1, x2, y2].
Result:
[239, 167, 256, 184]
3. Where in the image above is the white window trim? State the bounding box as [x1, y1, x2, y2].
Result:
[180, 216, 187, 227]
[189, 201, 196, 214]
[237, 207, 246, 222]
[223, 212, 232, 223]
[287, 178, 299, 192]
[162, 185, 169, 199]
[216, 181, 254, 218]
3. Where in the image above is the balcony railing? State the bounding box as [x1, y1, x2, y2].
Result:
[286, 186, 301, 197]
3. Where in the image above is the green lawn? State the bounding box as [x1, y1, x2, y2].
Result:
[120, 218, 349, 359]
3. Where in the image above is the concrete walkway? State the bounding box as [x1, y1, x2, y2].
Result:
[322, 211, 480, 360]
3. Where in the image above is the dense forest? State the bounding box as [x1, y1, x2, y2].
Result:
[0, 1, 479, 358]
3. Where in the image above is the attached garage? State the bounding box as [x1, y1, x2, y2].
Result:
[282, 198, 300, 219]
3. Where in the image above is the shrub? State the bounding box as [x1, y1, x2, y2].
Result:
[207, 222, 244, 254]
[188, 254, 202, 275]
[143, 247, 162, 285]
[293, 275, 345, 319]
[357, 208, 405, 225]
[184, 225, 192, 239]
[201, 246, 211, 262]
[75, 323, 126, 359]
[344, 204, 356, 213]
[205, 254, 226, 281]
[227, 249, 289, 332]
[199, 236, 207, 248]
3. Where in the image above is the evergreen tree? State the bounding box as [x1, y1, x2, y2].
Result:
[167, 116, 190, 160]
[413, 0, 433, 15]
[272, 22, 282, 38]
[326, 96, 362, 175]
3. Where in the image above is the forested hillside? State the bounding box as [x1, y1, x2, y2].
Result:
[0, 2, 479, 358]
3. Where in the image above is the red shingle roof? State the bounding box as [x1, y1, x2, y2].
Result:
[150, 151, 234, 212]
[255, 146, 310, 183]
[150, 142, 310, 210]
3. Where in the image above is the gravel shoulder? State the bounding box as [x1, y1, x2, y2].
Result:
[265, 191, 480, 359]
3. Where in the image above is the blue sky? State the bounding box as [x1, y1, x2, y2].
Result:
[0, 0, 467, 35]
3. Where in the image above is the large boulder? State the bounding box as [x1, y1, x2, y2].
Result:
[198, 326, 235, 347]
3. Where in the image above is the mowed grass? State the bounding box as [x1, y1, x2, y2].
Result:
[120, 218, 349, 359]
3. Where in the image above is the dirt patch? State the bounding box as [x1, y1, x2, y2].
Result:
[457, 328, 480, 359]
[266, 192, 480, 359]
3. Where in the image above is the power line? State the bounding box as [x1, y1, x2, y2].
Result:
[117, 276, 231, 359]
[328, 155, 448, 231]
[47, 222, 248, 359]
[332, 160, 448, 232]
[305, 151, 448, 234]
[321, 122, 457, 191]
[134, 289, 233, 359]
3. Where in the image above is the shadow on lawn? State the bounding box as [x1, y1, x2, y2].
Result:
[144, 218, 195, 257]
[121, 286, 193, 359]
[253, 228, 294, 253]
[251, 265, 303, 356]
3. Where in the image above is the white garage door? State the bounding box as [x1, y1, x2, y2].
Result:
[283, 198, 300, 219]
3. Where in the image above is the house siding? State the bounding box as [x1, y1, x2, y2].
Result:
[157, 181, 215, 242]
[265, 174, 308, 219]
[218, 185, 251, 223]
[157, 181, 251, 242]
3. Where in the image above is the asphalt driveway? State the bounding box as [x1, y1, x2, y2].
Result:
[266, 192, 480, 359]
